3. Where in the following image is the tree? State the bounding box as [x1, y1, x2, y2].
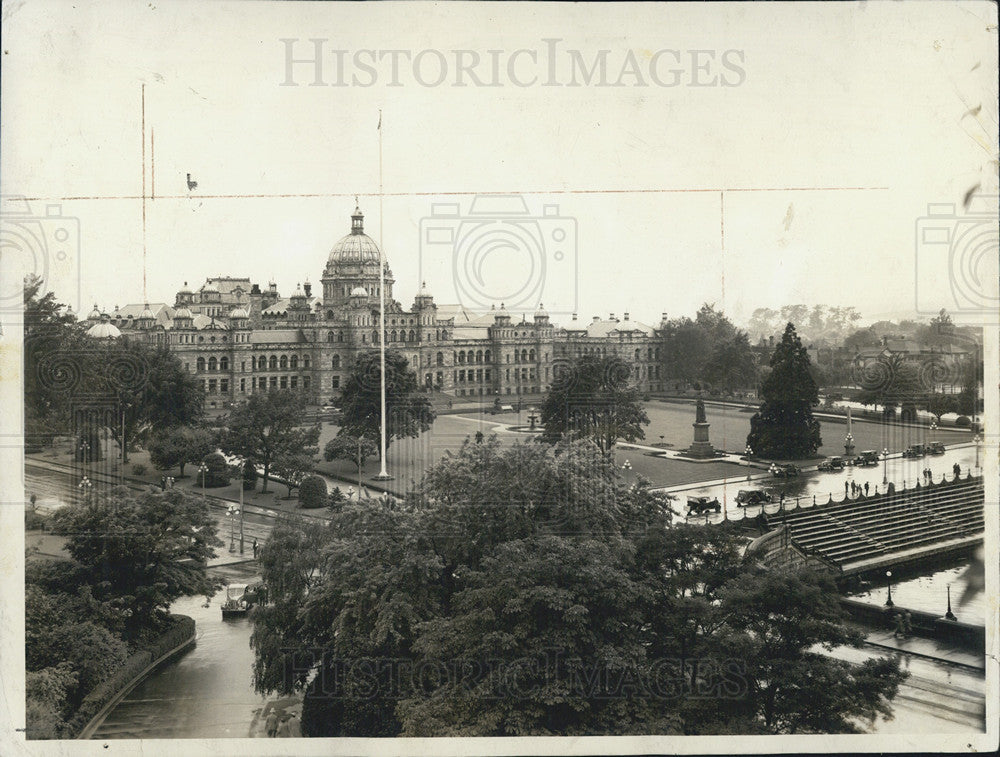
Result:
[51, 486, 222, 638]
[338, 350, 434, 457]
[703, 332, 758, 393]
[273, 450, 317, 498]
[324, 434, 379, 488]
[220, 390, 321, 493]
[147, 425, 216, 477]
[297, 474, 328, 508]
[746, 323, 822, 459]
[540, 354, 649, 455]
[197, 451, 231, 487]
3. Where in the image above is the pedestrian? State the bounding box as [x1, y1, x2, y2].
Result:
[265, 709, 279, 737]
[252, 538, 259, 559]
[845, 481, 849, 497]
[864, 482, 870, 496]
[953, 462, 961, 479]
[902, 610, 913, 638]
[286, 712, 301, 738]
[892, 612, 906, 639]
[277, 715, 291, 738]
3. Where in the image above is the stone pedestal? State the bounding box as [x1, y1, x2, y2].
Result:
[688, 421, 716, 459]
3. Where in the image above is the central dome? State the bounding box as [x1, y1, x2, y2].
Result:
[327, 205, 382, 265]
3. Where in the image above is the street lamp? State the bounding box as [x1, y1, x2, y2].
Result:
[198, 463, 208, 504]
[78, 476, 93, 506]
[745, 444, 753, 459]
[79, 440, 90, 464]
[945, 584, 957, 621]
[882, 447, 889, 485]
[884, 570, 894, 607]
[621, 459, 632, 481]
[347, 486, 355, 500]
[227, 504, 237, 552]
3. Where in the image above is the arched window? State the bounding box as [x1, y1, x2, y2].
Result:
[290, 355, 298, 369]
[327, 331, 334, 342]
[372, 331, 379, 343]
[409, 329, 416, 342]
[390, 330, 397, 342]
[436, 352, 443, 366]
[436, 329, 440, 340]
[647, 348, 653, 361]
[269, 355, 277, 370]
[529, 349, 535, 362]
[303, 355, 311, 369]
[484, 349, 491, 362]
[332, 355, 341, 369]
[257, 356, 266, 370]
[440, 330, 448, 340]
[279, 355, 288, 369]
[220, 356, 229, 371]
[208, 357, 218, 371]
[338, 332, 344, 342]
[458, 351, 465, 364]
[635, 349, 641, 361]
[399, 330, 406, 343]
[196, 357, 206, 372]
[475, 350, 482, 363]
[655, 347, 661, 361]
[521, 349, 528, 363]
[326, 310, 334, 320]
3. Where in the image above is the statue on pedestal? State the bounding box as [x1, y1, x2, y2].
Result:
[687, 399, 716, 459]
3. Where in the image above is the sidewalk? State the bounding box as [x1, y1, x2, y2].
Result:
[863, 629, 986, 672]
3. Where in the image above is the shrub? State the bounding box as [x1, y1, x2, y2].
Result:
[327, 487, 345, 513]
[131, 463, 147, 476]
[955, 415, 971, 428]
[197, 452, 230, 488]
[298, 475, 328, 509]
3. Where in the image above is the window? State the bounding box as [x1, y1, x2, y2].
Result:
[291, 376, 298, 389]
[208, 378, 217, 393]
[220, 356, 229, 371]
[241, 361, 245, 372]
[476, 369, 483, 382]
[256, 356, 264, 370]
[304, 376, 311, 390]
[484, 349, 491, 362]
[338, 332, 344, 343]
[290, 355, 298, 369]
[409, 330, 416, 342]
[270, 376, 278, 389]
[240, 378, 246, 392]
[436, 371, 442, 385]
[304, 355, 311, 369]
[280, 376, 287, 389]
[220, 379, 229, 393]
[459, 370, 465, 383]
[269, 355, 278, 370]
[327, 331, 335, 342]
[332, 355, 341, 369]
[529, 349, 535, 362]
[196, 357, 206, 372]
[332, 376, 340, 389]
[485, 369, 491, 381]
[458, 351, 465, 364]
[521, 349, 528, 363]
[280, 355, 288, 369]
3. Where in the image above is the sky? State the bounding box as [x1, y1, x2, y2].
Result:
[2, 1, 998, 331]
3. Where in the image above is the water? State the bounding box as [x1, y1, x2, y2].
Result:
[90, 587, 265, 739]
[846, 559, 987, 627]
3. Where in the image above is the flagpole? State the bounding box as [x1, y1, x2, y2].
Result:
[376, 108, 390, 479]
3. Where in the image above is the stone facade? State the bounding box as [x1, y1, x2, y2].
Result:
[87, 207, 670, 408]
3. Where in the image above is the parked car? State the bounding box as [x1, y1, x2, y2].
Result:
[771, 464, 800, 478]
[817, 456, 845, 472]
[221, 579, 266, 619]
[687, 496, 722, 515]
[902, 444, 926, 458]
[854, 450, 880, 466]
[927, 441, 946, 455]
[736, 489, 772, 506]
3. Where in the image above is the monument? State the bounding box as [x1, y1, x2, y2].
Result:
[687, 399, 716, 459]
[844, 406, 856, 458]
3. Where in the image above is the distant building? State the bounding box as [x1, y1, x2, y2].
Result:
[84, 206, 668, 407]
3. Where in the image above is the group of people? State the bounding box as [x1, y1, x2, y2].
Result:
[264, 709, 301, 738]
[846, 480, 871, 497]
[892, 609, 914, 639]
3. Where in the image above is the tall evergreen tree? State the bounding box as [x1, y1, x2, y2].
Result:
[746, 322, 821, 459]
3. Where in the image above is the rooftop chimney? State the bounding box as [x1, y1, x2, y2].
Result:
[572, 313, 577, 321]
[593, 316, 600, 322]
[303, 280, 311, 297]
[624, 312, 630, 321]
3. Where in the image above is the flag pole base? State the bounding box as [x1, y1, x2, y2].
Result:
[371, 473, 395, 481]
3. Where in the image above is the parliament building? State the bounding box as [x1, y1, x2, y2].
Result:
[83, 206, 668, 408]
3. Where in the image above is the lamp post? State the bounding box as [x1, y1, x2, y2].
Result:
[227, 504, 237, 552]
[198, 463, 208, 504]
[78, 476, 93, 506]
[79, 440, 90, 464]
[621, 459, 632, 486]
[745, 444, 753, 459]
[884, 570, 894, 607]
[945, 584, 957, 620]
[973, 434, 980, 471]
[882, 447, 889, 485]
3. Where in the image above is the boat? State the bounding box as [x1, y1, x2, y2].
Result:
[221, 580, 265, 619]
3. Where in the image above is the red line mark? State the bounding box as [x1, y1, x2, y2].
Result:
[141, 83, 147, 301]
[21, 186, 890, 202]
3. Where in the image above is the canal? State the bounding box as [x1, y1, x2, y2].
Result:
[90, 568, 265, 740]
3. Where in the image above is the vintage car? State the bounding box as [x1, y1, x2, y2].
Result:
[853, 450, 880, 466]
[927, 441, 946, 455]
[902, 444, 926, 458]
[736, 489, 772, 506]
[771, 464, 800, 478]
[817, 456, 845, 472]
[687, 496, 722, 515]
[221, 580, 265, 619]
